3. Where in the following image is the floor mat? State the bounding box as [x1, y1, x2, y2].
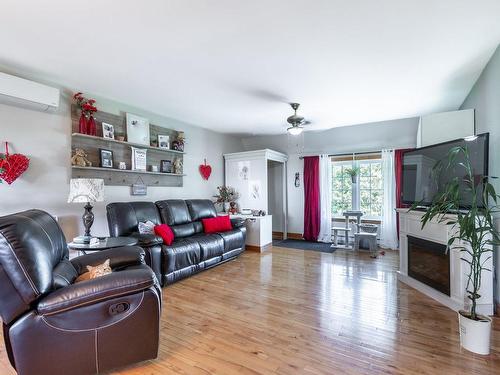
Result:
[273, 239, 335, 253]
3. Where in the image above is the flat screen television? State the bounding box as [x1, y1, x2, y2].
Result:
[402, 133, 489, 208]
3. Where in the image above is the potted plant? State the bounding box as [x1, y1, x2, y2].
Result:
[214, 186, 239, 213]
[344, 167, 359, 184]
[410, 146, 498, 355]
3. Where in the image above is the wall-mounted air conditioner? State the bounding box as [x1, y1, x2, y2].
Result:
[0, 72, 60, 112]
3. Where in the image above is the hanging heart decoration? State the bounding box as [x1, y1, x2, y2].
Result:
[199, 159, 212, 180]
[0, 142, 30, 185]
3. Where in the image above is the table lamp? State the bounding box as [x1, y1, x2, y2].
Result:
[67, 178, 104, 243]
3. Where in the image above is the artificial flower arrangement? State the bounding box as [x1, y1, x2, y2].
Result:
[74, 92, 98, 136]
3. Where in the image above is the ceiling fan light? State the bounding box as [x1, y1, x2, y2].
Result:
[287, 126, 303, 136]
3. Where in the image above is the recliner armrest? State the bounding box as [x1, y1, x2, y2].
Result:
[37, 266, 156, 315]
[71, 246, 145, 275]
[129, 232, 164, 246]
[231, 218, 246, 229]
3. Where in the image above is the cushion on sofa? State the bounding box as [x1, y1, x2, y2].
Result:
[138, 221, 155, 234]
[190, 234, 224, 260]
[186, 199, 217, 222]
[154, 224, 175, 245]
[217, 229, 245, 252]
[202, 216, 232, 233]
[106, 202, 161, 237]
[161, 239, 201, 274]
[155, 200, 192, 226]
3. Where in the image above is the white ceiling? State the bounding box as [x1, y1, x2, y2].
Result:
[1, 1, 499, 135]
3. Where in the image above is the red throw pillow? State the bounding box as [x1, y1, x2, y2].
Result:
[154, 224, 175, 246]
[202, 215, 233, 234]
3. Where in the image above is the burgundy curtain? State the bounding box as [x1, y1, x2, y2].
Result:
[303, 156, 320, 241]
[395, 148, 414, 239]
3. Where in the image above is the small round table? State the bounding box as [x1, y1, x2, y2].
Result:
[67, 237, 138, 254]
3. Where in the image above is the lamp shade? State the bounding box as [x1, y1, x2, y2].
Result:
[67, 178, 104, 203]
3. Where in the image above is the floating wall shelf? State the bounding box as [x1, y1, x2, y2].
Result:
[70, 104, 185, 187]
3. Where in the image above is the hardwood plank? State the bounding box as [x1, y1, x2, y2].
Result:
[0, 247, 498, 374]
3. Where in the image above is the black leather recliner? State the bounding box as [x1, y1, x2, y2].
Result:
[106, 199, 246, 286]
[0, 210, 161, 375]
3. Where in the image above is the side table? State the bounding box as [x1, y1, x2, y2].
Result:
[67, 236, 139, 255]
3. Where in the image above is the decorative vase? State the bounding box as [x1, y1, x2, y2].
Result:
[78, 113, 88, 134]
[458, 310, 492, 355]
[87, 115, 97, 136]
[223, 202, 230, 213]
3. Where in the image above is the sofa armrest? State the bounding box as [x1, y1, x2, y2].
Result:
[71, 246, 145, 275]
[37, 266, 156, 315]
[129, 232, 164, 246]
[231, 218, 246, 229]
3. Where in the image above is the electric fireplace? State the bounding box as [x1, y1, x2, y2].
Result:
[407, 235, 450, 296]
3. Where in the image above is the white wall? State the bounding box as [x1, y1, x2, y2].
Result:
[0, 92, 242, 239]
[460, 44, 500, 305]
[242, 117, 419, 234]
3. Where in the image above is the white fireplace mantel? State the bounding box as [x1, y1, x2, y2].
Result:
[397, 209, 494, 316]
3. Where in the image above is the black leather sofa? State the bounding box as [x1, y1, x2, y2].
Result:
[106, 199, 246, 286]
[0, 210, 161, 375]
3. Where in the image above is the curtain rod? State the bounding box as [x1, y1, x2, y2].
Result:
[298, 150, 383, 160]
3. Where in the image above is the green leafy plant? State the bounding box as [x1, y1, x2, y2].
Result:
[344, 167, 360, 183]
[411, 146, 499, 320]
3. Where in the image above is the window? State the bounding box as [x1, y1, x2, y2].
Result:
[331, 156, 383, 219]
[331, 162, 353, 215]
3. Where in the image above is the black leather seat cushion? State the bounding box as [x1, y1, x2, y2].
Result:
[217, 229, 244, 252]
[156, 200, 191, 226]
[106, 202, 161, 237]
[186, 199, 217, 222]
[190, 233, 224, 260]
[161, 239, 201, 274]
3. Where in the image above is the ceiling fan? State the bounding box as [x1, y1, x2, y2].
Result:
[286, 103, 310, 135]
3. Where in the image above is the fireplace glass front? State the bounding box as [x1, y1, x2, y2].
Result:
[407, 235, 450, 296]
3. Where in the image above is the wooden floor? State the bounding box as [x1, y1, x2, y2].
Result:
[1, 247, 499, 374]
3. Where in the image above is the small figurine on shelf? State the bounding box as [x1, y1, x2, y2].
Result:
[71, 148, 92, 167]
[171, 131, 185, 151]
[228, 201, 238, 215]
[173, 157, 183, 174]
[73, 92, 98, 136]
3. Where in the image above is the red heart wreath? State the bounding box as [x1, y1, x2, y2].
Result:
[199, 159, 212, 180]
[0, 142, 30, 185]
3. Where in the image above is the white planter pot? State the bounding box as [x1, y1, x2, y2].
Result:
[458, 310, 492, 355]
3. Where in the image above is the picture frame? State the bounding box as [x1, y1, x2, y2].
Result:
[131, 177, 147, 196]
[99, 149, 114, 168]
[126, 113, 150, 145]
[158, 134, 170, 149]
[160, 159, 172, 173]
[131, 147, 147, 171]
[102, 122, 115, 139]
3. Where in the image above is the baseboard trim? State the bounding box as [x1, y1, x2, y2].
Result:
[287, 232, 303, 240]
[272, 231, 284, 240]
[246, 243, 272, 253]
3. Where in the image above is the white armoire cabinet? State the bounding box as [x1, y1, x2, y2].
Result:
[224, 149, 288, 250]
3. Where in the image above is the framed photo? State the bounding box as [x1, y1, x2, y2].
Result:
[160, 159, 172, 173]
[99, 149, 114, 168]
[102, 122, 115, 139]
[126, 113, 150, 145]
[158, 134, 170, 149]
[131, 147, 147, 171]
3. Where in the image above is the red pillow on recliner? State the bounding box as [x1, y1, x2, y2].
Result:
[154, 224, 175, 245]
[202, 215, 233, 233]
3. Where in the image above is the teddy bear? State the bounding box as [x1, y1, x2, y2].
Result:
[71, 148, 92, 167]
